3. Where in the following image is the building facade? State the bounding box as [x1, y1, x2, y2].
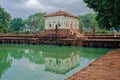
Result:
[40, 11, 84, 45]
[45, 11, 79, 30]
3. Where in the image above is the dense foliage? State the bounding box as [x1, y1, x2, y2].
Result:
[25, 13, 46, 32]
[78, 14, 98, 29]
[84, 0, 120, 29]
[0, 6, 11, 33]
[10, 18, 25, 33]
[0, 5, 46, 33]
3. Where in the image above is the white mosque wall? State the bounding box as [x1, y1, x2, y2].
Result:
[45, 16, 79, 30]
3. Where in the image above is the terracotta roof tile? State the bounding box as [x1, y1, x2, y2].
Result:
[45, 11, 78, 19]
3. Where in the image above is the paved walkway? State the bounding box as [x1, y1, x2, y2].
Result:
[66, 49, 120, 80]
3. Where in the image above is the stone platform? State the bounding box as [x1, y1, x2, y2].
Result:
[66, 49, 120, 80]
[0, 34, 120, 48]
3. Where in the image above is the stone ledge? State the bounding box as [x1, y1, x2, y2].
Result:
[66, 49, 120, 80]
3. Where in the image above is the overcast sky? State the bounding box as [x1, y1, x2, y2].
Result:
[0, 0, 93, 19]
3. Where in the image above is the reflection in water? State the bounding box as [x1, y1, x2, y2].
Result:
[0, 44, 112, 80]
[45, 52, 80, 74]
[0, 49, 12, 78]
[24, 49, 44, 64]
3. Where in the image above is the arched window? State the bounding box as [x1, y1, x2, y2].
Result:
[75, 22, 77, 28]
[58, 24, 60, 27]
[66, 21, 68, 27]
[49, 22, 51, 27]
[53, 21, 55, 27]
[49, 24, 51, 27]
[58, 21, 60, 27]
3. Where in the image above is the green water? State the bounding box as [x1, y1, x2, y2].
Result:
[0, 44, 112, 80]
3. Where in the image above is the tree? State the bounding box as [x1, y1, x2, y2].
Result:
[84, 0, 120, 29]
[79, 14, 98, 29]
[0, 5, 11, 33]
[26, 13, 46, 32]
[10, 18, 25, 32]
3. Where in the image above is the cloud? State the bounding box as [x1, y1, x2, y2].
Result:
[15, 0, 57, 12]
[25, 0, 40, 7]
[50, 0, 78, 4]
[0, 0, 93, 19]
[15, 0, 41, 9]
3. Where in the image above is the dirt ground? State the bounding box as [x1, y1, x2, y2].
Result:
[66, 49, 120, 80]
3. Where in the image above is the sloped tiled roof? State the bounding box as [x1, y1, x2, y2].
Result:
[45, 11, 78, 19]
